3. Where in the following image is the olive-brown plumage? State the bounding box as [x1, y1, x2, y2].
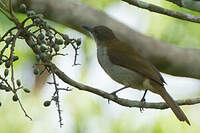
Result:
[83, 25, 190, 125]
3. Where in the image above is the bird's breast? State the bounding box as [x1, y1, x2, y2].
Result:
[97, 45, 144, 90]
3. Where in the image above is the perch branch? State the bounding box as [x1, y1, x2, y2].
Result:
[48, 62, 200, 109]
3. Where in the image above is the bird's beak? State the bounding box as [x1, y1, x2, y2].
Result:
[82, 25, 94, 33]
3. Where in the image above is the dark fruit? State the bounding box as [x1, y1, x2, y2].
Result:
[43, 100, 51, 107]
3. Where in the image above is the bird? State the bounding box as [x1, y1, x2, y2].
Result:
[82, 25, 190, 125]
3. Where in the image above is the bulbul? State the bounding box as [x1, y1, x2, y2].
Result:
[82, 25, 190, 125]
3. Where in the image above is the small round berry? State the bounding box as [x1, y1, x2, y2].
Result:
[5, 37, 12, 44]
[53, 44, 59, 52]
[20, 4, 27, 12]
[28, 39, 36, 47]
[40, 44, 47, 52]
[0, 84, 7, 90]
[5, 61, 11, 68]
[12, 56, 19, 62]
[43, 100, 51, 107]
[33, 18, 40, 25]
[12, 94, 19, 102]
[23, 88, 31, 93]
[5, 87, 11, 92]
[27, 10, 36, 17]
[76, 38, 81, 46]
[63, 34, 69, 41]
[4, 69, 9, 77]
[35, 55, 40, 62]
[38, 33, 45, 41]
[16, 79, 21, 87]
[33, 67, 39, 75]
[39, 53, 47, 62]
[55, 38, 63, 45]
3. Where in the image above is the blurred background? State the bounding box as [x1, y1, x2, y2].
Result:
[0, 0, 200, 132]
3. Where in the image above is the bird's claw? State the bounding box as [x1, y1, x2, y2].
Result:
[107, 91, 118, 104]
[110, 91, 118, 97]
[139, 97, 146, 112]
[107, 86, 129, 104]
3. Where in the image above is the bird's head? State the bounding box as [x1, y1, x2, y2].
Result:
[82, 25, 116, 43]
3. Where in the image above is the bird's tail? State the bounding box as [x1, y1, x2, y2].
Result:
[159, 88, 190, 125]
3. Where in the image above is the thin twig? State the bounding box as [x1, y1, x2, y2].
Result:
[51, 68, 63, 127]
[0, 27, 17, 61]
[165, 0, 200, 12]
[0, 26, 17, 41]
[70, 42, 80, 66]
[18, 99, 32, 120]
[9, 29, 32, 120]
[9, 30, 20, 91]
[122, 0, 200, 24]
[0, 75, 13, 92]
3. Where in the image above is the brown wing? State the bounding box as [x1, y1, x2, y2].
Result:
[107, 40, 166, 85]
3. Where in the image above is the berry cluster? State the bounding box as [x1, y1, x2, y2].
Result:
[0, 3, 82, 125]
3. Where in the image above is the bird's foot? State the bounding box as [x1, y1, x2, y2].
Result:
[139, 90, 147, 112]
[110, 90, 119, 97]
[139, 97, 146, 112]
[107, 91, 118, 104]
[110, 86, 129, 96]
[107, 86, 129, 104]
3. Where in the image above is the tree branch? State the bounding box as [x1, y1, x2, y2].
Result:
[165, 0, 200, 12]
[165, 0, 183, 7]
[121, 0, 200, 23]
[12, 0, 200, 79]
[48, 62, 200, 109]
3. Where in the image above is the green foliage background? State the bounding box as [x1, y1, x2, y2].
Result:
[0, 0, 199, 132]
[148, 0, 200, 48]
